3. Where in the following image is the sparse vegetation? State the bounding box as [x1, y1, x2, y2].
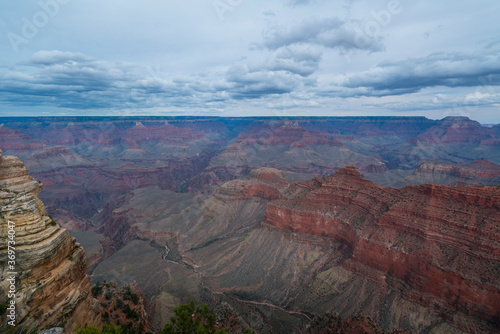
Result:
[91, 282, 147, 334]
[91, 284, 103, 297]
[123, 286, 139, 305]
[76, 324, 123, 334]
[160, 300, 228, 334]
[158, 300, 256, 334]
[116, 298, 124, 309]
[123, 304, 139, 320]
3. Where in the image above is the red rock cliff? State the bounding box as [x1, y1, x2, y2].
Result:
[264, 166, 500, 332]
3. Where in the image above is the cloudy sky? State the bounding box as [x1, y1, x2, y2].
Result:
[0, 0, 499, 123]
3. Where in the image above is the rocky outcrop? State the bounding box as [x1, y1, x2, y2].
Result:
[263, 166, 500, 333]
[408, 160, 500, 186]
[0, 150, 102, 332]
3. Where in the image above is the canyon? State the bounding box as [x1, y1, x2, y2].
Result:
[1, 116, 498, 228]
[87, 164, 500, 333]
[1, 116, 499, 333]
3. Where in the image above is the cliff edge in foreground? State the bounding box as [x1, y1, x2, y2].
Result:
[0, 149, 102, 332]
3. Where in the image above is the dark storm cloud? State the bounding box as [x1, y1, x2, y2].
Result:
[220, 44, 322, 100]
[0, 50, 194, 109]
[225, 64, 301, 99]
[262, 17, 385, 53]
[0, 49, 310, 109]
[326, 52, 500, 97]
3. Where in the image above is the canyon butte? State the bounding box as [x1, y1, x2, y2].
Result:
[0, 116, 499, 333]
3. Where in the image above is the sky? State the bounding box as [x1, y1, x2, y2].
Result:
[0, 0, 499, 123]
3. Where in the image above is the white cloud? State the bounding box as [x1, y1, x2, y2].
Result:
[0, 0, 499, 122]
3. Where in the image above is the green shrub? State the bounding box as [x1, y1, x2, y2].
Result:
[123, 287, 140, 305]
[91, 285, 103, 297]
[160, 300, 227, 334]
[76, 324, 123, 334]
[123, 304, 139, 320]
[116, 298, 124, 309]
[105, 291, 112, 300]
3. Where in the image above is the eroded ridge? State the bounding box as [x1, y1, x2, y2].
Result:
[0, 149, 102, 333]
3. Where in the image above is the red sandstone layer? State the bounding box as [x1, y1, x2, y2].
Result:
[257, 166, 500, 330]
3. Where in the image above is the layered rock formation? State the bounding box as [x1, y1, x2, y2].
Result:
[410, 117, 487, 144]
[0, 150, 101, 332]
[24, 146, 91, 173]
[0, 116, 498, 240]
[263, 166, 500, 332]
[210, 120, 388, 176]
[0, 125, 45, 154]
[164, 166, 500, 333]
[1, 116, 498, 332]
[407, 160, 500, 186]
[84, 161, 500, 332]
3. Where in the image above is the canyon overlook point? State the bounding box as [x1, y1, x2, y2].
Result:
[0, 149, 102, 332]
